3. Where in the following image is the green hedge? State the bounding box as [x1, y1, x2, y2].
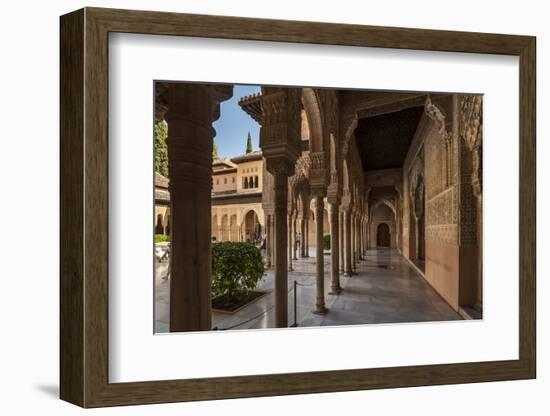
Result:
[212, 242, 265, 298]
[323, 234, 331, 250]
[155, 234, 170, 243]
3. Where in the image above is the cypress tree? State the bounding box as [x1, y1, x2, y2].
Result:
[213, 139, 219, 161]
[246, 132, 253, 154]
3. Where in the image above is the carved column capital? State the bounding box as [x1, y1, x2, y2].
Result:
[265, 157, 294, 178]
[259, 88, 301, 164]
[308, 151, 328, 188]
[327, 193, 341, 206]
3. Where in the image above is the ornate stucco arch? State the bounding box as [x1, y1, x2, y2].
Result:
[302, 88, 325, 153]
[240, 207, 264, 227]
[342, 158, 350, 192]
[370, 199, 397, 222]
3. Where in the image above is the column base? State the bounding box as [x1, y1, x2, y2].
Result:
[312, 306, 329, 315]
[343, 271, 352, 277]
[288, 266, 293, 272]
[329, 287, 342, 295]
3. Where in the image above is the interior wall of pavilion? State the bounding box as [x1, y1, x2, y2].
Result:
[401, 95, 481, 312]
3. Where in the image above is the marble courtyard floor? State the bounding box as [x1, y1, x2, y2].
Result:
[154, 248, 461, 333]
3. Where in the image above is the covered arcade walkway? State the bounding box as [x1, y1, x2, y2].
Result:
[155, 248, 460, 332]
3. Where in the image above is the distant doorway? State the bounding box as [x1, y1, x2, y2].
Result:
[377, 223, 390, 247]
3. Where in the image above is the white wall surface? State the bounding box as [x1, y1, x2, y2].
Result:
[0, 0, 546, 414]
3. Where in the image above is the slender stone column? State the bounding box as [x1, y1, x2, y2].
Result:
[292, 216, 298, 260]
[266, 214, 273, 268]
[357, 217, 362, 259]
[313, 195, 328, 314]
[360, 217, 363, 252]
[359, 217, 364, 260]
[351, 214, 357, 271]
[273, 170, 289, 327]
[259, 87, 301, 327]
[272, 215, 277, 265]
[364, 219, 368, 254]
[367, 221, 372, 250]
[166, 83, 231, 332]
[338, 210, 344, 274]
[304, 218, 310, 257]
[329, 202, 342, 294]
[355, 216, 361, 263]
[300, 217, 306, 257]
[343, 209, 352, 276]
[288, 214, 293, 271]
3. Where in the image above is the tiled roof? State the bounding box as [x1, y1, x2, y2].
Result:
[230, 150, 263, 163]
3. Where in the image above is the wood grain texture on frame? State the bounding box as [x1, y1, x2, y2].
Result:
[60, 7, 536, 408]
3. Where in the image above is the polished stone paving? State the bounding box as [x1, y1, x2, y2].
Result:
[155, 248, 461, 333]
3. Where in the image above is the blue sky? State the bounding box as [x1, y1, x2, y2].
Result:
[213, 85, 261, 158]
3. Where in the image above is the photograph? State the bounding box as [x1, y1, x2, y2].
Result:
[153, 83, 483, 333]
[51, 4, 538, 410]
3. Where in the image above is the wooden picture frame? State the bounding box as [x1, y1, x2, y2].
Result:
[60, 7, 536, 408]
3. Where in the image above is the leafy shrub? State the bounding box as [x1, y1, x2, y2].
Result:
[212, 242, 265, 299]
[155, 234, 170, 243]
[323, 234, 331, 250]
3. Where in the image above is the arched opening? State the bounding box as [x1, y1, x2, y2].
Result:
[377, 223, 391, 247]
[308, 208, 316, 248]
[370, 201, 396, 249]
[230, 214, 238, 241]
[221, 215, 229, 241]
[300, 109, 310, 141]
[243, 210, 261, 245]
[302, 88, 324, 153]
[244, 177, 249, 189]
[254, 175, 259, 188]
[211, 215, 218, 241]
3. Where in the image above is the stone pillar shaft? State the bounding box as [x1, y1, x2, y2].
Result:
[273, 173, 289, 327]
[338, 210, 344, 274]
[343, 209, 352, 276]
[288, 214, 293, 271]
[292, 217, 298, 260]
[305, 219, 309, 257]
[166, 84, 216, 332]
[329, 203, 342, 294]
[351, 215, 357, 270]
[266, 214, 273, 268]
[300, 218, 306, 257]
[360, 219, 364, 255]
[314, 195, 328, 314]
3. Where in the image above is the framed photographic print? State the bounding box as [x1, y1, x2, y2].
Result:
[60, 7, 536, 408]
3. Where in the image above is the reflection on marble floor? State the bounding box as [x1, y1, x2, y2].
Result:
[154, 248, 461, 333]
